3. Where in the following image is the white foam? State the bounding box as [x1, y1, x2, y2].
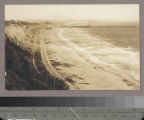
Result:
[57, 28, 140, 81]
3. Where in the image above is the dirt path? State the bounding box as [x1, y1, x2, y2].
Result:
[39, 27, 139, 90]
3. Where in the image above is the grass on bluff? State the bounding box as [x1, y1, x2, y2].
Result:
[5, 21, 69, 90]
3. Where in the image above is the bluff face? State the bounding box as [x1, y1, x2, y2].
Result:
[5, 21, 69, 90]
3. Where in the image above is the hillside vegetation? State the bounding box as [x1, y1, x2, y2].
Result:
[5, 20, 69, 90]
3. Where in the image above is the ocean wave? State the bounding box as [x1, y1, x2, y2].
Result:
[58, 27, 140, 81]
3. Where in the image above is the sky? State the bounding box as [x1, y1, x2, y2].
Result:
[5, 4, 139, 22]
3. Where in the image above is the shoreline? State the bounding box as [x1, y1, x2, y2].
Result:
[5, 22, 140, 90]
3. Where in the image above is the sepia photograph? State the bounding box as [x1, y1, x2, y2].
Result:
[5, 4, 140, 90]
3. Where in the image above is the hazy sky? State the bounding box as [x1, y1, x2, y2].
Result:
[5, 4, 139, 22]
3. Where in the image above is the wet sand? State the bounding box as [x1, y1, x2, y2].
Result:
[5, 22, 140, 90]
[40, 26, 140, 90]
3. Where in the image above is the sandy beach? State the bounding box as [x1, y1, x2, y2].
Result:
[38, 25, 140, 90]
[5, 21, 140, 90]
